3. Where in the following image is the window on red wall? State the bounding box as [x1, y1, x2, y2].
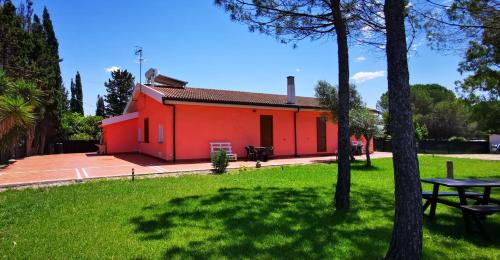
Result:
[144, 118, 149, 143]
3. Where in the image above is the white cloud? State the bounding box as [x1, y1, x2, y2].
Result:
[105, 66, 120, 72]
[351, 71, 385, 83]
[355, 56, 366, 62]
[361, 25, 374, 38]
[295, 68, 301, 72]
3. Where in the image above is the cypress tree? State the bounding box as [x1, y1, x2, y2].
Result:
[42, 6, 65, 121]
[0, 0, 31, 79]
[69, 78, 78, 112]
[95, 95, 105, 117]
[63, 87, 70, 111]
[74, 71, 84, 115]
[29, 14, 50, 88]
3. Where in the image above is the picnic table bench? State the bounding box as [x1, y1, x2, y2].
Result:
[421, 178, 500, 239]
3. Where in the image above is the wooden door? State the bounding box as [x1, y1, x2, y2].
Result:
[317, 117, 327, 152]
[260, 115, 273, 147]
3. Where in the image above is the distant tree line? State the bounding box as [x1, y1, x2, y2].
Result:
[377, 84, 500, 140]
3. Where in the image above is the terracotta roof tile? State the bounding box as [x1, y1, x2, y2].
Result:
[150, 85, 322, 108]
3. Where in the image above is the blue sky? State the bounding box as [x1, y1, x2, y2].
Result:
[28, 0, 464, 115]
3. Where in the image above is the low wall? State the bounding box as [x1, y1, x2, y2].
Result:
[374, 139, 490, 154]
[61, 140, 99, 153]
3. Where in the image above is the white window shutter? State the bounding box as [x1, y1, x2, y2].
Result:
[158, 124, 164, 143]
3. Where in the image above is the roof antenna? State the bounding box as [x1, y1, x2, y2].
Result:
[134, 46, 144, 91]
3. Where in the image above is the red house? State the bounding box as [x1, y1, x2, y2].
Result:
[100, 70, 371, 162]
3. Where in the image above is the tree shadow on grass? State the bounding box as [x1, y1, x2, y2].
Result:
[130, 185, 498, 259]
[350, 161, 381, 172]
[130, 186, 394, 259]
[423, 210, 500, 246]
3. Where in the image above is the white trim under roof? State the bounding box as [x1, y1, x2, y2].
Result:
[101, 112, 139, 126]
[141, 84, 164, 102]
[123, 84, 164, 114]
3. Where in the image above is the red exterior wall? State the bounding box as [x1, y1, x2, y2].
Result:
[136, 93, 172, 160]
[102, 92, 373, 161]
[102, 118, 138, 153]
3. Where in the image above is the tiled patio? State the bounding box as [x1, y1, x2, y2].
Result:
[0, 152, 393, 188]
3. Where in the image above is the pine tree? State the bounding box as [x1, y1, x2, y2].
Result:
[95, 95, 105, 117]
[384, 0, 422, 257]
[74, 71, 84, 115]
[104, 69, 135, 116]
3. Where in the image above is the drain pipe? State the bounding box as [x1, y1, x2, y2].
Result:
[162, 98, 176, 163]
[294, 107, 299, 157]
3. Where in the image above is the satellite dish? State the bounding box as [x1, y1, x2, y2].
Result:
[145, 68, 158, 82]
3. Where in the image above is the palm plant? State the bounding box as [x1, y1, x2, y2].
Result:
[0, 70, 43, 155]
[0, 97, 36, 150]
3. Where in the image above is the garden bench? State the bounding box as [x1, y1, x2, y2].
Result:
[210, 142, 237, 161]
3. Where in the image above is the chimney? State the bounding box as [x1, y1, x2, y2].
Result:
[287, 76, 296, 104]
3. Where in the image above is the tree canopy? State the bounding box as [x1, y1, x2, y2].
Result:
[104, 69, 135, 117]
[315, 80, 364, 122]
[418, 0, 499, 102]
[60, 112, 102, 141]
[377, 84, 479, 139]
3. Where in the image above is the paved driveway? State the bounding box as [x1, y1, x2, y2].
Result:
[0, 152, 393, 188]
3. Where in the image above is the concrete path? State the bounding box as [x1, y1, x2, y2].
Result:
[0, 152, 393, 189]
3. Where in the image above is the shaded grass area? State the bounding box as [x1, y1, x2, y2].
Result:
[0, 156, 499, 259]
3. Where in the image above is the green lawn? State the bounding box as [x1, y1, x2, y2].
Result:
[0, 156, 499, 259]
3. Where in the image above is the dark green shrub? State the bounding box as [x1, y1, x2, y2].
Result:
[211, 150, 229, 174]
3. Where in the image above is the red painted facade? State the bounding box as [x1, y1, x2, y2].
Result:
[101, 89, 372, 161]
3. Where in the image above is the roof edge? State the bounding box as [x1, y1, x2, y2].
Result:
[161, 96, 325, 110]
[101, 112, 139, 126]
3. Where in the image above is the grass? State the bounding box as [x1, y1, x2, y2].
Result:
[0, 156, 499, 259]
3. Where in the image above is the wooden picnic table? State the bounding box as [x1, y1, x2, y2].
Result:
[421, 178, 500, 238]
[253, 146, 273, 161]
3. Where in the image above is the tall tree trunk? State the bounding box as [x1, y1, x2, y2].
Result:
[365, 137, 371, 167]
[26, 127, 35, 156]
[35, 115, 51, 155]
[332, 0, 351, 210]
[384, 0, 423, 259]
